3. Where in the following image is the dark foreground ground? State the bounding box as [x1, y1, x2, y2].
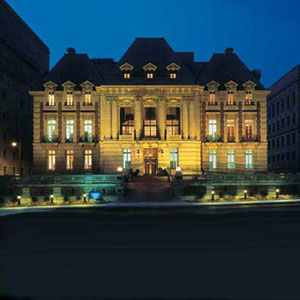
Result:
[1, 206, 300, 300]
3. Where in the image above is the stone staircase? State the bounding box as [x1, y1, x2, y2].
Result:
[124, 176, 176, 202]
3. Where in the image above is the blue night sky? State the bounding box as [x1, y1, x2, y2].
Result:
[7, 0, 300, 87]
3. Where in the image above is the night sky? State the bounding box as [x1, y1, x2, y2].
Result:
[7, 0, 300, 88]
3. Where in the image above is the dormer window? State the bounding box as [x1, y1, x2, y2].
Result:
[147, 72, 154, 79]
[166, 63, 180, 79]
[119, 63, 134, 79]
[48, 91, 55, 106]
[84, 91, 92, 105]
[66, 91, 73, 106]
[227, 91, 234, 105]
[143, 63, 157, 79]
[209, 91, 216, 105]
[245, 90, 253, 105]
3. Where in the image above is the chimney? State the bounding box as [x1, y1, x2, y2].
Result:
[225, 47, 234, 54]
[67, 48, 76, 55]
[253, 69, 261, 79]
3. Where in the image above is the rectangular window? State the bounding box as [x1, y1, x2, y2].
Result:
[48, 150, 56, 170]
[84, 150, 92, 170]
[209, 150, 217, 170]
[170, 73, 176, 79]
[144, 120, 157, 137]
[147, 73, 153, 79]
[124, 73, 130, 79]
[83, 120, 93, 142]
[170, 148, 178, 169]
[48, 91, 55, 106]
[209, 91, 216, 105]
[166, 119, 179, 136]
[84, 92, 92, 105]
[66, 91, 73, 106]
[66, 150, 74, 170]
[208, 119, 217, 141]
[66, 119, 74, 142]
[245, 120, 253, 141]
[245, 150, 253, 169]
[123, 148, 131, 169]
[227, 119, 235, 142]
[227, 150, 235, 170]
[47, 119, 56, 142]
[227, 91, 234, 105]
[245, 90, 252, 105]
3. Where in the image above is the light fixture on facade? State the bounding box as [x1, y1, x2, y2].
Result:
[117, 166, 123, 173]
[176, 166, 181, 172]
[136, 149, 140, 158]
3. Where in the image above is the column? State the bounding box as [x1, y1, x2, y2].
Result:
[134, 96, 142, 139]
[76, 102, 80, 142]
[257, 102, 261, 142]
[220, 102, 224, 141]
[95, 102, 99, 141]
[111, 98, 118, 139]
[189, 99, 195, 139]
[182, 100, 189, 140]
[158, 97, 166, 140]
[58, 102, 62, 142]
[238, 101, 243, 142]
[39, 102, 44, 142]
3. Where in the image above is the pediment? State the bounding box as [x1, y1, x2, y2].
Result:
[143, 97, 157, 107]
[43, 81, 58, 90]
[62, 80, 76, 89]
[80, 80, 94, 89]
[224, 80, 238, 89]
[143, 63, 157, 72]
[166, 63, 181, 72]
[119, 63, 134, 72]
[207, 80, 220, 89]
[242, 80, 256, 89]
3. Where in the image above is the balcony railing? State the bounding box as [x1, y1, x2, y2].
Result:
[205, 134, 222, 142]
[241, 135, 259, 142]
[79, 134, 96, 143]
[227, 136, 236, 142]
[64, 102, 75, 106]
[65, 136, 74, 143]
[42, 135, 59, 143]
[244, 101, 255, 106]
[207, 102, 218, 106]
[226, 102, 237, 106]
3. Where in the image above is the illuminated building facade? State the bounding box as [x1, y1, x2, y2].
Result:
[30, 38, 268, 175]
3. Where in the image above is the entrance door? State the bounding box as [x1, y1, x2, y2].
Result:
[145, 158, 157, 175]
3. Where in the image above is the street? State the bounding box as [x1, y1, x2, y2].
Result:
[1, 207, 300, 299]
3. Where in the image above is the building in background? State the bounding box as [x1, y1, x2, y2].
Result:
[0, 0, 49, 175]
[267, 65, 300, 172]
[30, 38, 268, 175]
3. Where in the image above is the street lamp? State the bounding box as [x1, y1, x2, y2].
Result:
[17, 195, 21, 206]
[244, 189, 248, 200]
[276, 188, 280, 199]
[50, 194, 54, 204]
[11, 141, 22, 176]
[211, 190, 215, 201]
[83, 193, 87, 203]
[117, 166, 123, 173]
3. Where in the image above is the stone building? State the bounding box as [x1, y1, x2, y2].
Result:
[30, 38, 268, 175]
[267, 65, 300, 172]
[0, 0, 49, 175]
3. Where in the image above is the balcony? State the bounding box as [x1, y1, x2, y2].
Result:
[226, 136, 236, 143]
[241, 135, 259, 142]
[205, 134, 222, 142]
[42, 135, 59, 143]
[65, 136, 74, 143]
[81, 102, 95, 110]
[44, 102, 58, 111]
[142, 120, 158, 139]
[79, 134, 97, 143]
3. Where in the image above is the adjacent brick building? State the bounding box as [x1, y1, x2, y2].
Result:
[267, 65, 300, 172]
[30, 38, 268, 175]
[0, 0, 49, 175]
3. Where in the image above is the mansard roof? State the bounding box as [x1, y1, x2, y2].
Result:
[37, 39, 266, 90]
[42, 48, 103, 89]
[197, 49, 265, 90]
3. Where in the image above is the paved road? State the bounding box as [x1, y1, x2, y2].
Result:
[1, 208, 300, 300]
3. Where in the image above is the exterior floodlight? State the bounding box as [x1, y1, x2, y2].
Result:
[11, 142, 18, 147]
[117, 166, 123, 173]
[176, 167, 182, 172]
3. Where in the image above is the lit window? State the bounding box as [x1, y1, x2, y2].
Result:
[227, 91, 234, 105]
[66, 120, 74, 142]
[170, 148, 178, 169]
[227, 119, 235, 142]
[245, 120, 253, 141]
[170, 73, 176, 79]
[48, 150, 56, 170]
[66, 91, 73, 106]
[124, 73, 130, 79]
[84, 150, 92, 170]
[245, 90, 252, 105]
[66, 150, 74, 170]
[83, 120, 92, 142]
[47, 119, 56, 142]
[123, 148, 131, 169]
[147, 73, 153, 79]
[209, 150, 217, 169]
[245, 150, 253, 169]
[227, 150, 235, 170]
[209, 91, 216, 105]
[48, 91, 55, 106]
[208, 119, 217, 141]
[84, 91, 92, 105]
